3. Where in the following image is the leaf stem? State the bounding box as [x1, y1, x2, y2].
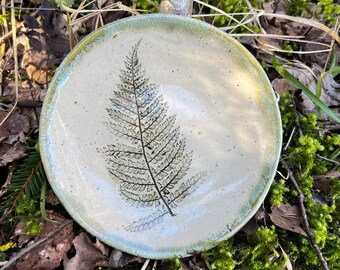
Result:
[130, 45, 174, 217]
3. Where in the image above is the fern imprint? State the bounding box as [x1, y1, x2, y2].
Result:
[101, 40, 202, 231]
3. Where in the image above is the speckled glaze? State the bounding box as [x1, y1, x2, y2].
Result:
[39, 14, 282, 259]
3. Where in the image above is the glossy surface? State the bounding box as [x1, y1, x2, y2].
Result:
[40, 14, 282, 259]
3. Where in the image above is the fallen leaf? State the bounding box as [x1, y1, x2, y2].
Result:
[8, 220, 74, 270]
[85, 0, 125, 32]
[272, 78, 295, 95]
[241, 207, 266, 236]
[263, 2, 275, 20]
[109, 249, 144, 268]
[14, 221, 32, 248]
[269, 203, 307, 237]
[0, 141, 28, 167]
[314, 171, 340, 194]
[21, 49, 54, 84]
[45, 189, 60, 206]
[282, 62, 340, 117]
[241, 217, 258, 237]
[14, 211, 68, 248]
[300, 28, 333, 67]
[318, 171, 340, 179]
[64, 233, 108, 270]
[2, 78, 46, 103]
[284, 22, 309, 38]
[180, 256, 209, 270]
[0, 112, 30, 139]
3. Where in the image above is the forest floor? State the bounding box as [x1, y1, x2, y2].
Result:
[0, 0, 339, 269]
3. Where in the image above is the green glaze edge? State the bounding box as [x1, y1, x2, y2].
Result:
[39, 14, 282, 259]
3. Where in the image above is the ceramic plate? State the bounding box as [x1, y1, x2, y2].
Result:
[40, 14, 282, 259]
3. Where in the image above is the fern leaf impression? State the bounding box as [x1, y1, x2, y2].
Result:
[101, 40, 201, 224]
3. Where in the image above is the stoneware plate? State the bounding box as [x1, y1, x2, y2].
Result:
[40, 14, 282, 259]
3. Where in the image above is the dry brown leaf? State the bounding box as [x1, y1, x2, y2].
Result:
[241, 217, 259, 236]
[2, 78, 46, 103]
[14, 221, 32, 248]
[109, 249, 144, 268]
[283, 21, 309, 38]
[9, 221, 74, 270]
[284, 62, 339, 115]
[0, 141, 28, 167]
[0, 110, 29, 166]
[314, 171, 340, 194]
[269, 203, 307, 237]
[45, 189, 60, 206]
[64, 233, 108, 270]
[180, 256, 209, 270]
[319, 171, 340, 179]
[241, 207, 266, 236]
[300, 28, 333, 66]
[21, 49, 54, 84]
[0, 112, 30, 139]
[272, 78, 295, 95]
[14, 211, 68, 248]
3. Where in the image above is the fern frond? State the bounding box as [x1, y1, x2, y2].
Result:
[124, 209, 168, 232]
[0, 151, 46, 223]
[101, 39, 204, 229]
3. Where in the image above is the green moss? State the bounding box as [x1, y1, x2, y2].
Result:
[287, 0, 312, 17]
[15, 194, 43, 236]
[279, 92, 297, 136]
[203, 240, 236, 269]
[203, 227, 288, 269]
[317, 0, 340, 25]
[286, 0, 339, 25]
[269, 179, 289, 206]
[289, 135, 325, 176]
[204, 0, 262, 32]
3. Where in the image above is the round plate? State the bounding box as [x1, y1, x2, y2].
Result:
[40, 14, 282, 259]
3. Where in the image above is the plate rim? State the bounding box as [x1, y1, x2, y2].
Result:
[39, 13, 282, 259]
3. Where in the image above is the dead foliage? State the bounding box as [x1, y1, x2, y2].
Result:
[269, 203, 307, 237]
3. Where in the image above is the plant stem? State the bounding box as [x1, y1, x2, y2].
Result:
[281, 160, 330, 270]
[0, 0, 18, 128]
[65, 10, 75, 49]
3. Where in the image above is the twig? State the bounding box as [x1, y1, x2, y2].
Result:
[284, 125, 296, 151]
[1, 220, 73, 270]
[0, 166, 13, 197]
[260, 12, 340, 43]
[0, 0, 19, 128]
[315, 154, 340, 166]
[281, 160, 329, 270]
[17, 100, 43, 108]
[276, 169, 289, 180]
[0, 25, 23, 45]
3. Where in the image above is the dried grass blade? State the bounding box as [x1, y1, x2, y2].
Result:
[261, 12, 340, 43]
